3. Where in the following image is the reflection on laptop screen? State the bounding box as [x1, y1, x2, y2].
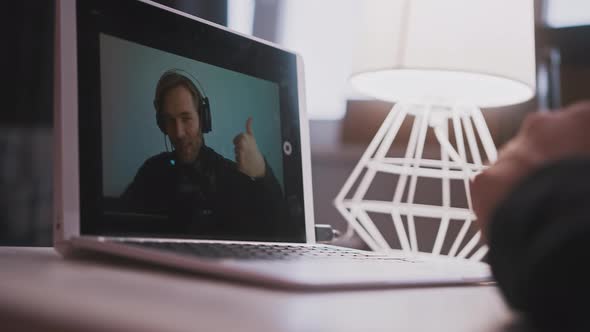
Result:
[76, 0, 306, 242]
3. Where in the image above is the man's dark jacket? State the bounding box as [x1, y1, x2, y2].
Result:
[121, 145, 285, 240]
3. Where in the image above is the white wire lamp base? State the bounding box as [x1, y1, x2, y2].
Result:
[334, 100, 497, 261]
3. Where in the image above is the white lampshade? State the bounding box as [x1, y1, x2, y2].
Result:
[351, 0, 536, 108]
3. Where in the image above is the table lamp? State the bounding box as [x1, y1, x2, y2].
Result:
[334, 0, 536, 259]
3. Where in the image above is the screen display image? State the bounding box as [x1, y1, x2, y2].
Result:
[98, 33, 287, 240]
[76, 0, 306, 243]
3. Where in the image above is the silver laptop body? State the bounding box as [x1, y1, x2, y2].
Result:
[54, 0, 491, 290]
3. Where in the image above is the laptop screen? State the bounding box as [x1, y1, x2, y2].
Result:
[76, 0, 307, 242]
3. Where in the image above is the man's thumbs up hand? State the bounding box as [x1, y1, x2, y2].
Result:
[234, 117, 266, 178]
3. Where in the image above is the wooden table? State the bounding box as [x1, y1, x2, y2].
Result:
[0, 247, 522, 332]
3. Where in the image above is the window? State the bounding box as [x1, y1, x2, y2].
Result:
[228, 0, 366, 120]
[546, 0, 590, 27]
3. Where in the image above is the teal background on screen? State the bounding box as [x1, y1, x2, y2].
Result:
[100, 33, 284, 196]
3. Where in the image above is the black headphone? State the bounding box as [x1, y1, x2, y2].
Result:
[153, 69, 212, 134]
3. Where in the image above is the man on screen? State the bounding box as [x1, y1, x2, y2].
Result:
[121, 70, 285, 239]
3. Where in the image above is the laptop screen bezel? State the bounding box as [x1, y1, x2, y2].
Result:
[54, 0, 315, 244]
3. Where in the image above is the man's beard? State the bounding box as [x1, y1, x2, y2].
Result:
[172, 135, 202, 164]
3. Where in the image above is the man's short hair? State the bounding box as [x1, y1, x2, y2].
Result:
[153, 71, 203, 115]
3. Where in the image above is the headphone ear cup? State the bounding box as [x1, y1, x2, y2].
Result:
[201, 97, 212, 133]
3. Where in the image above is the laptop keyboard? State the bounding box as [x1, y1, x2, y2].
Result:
[122, 241, 413, 262]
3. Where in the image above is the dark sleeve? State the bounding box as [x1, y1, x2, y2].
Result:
[120, 163, 150, 210]
[253, 159, 286, 216]
[488, 158, 590, 331]
[253, 159, 284, 203]
[215, 158, 286, 239]
[120, 158, 169, 214]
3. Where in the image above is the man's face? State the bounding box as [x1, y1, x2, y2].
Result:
[161, 85, 202, 164]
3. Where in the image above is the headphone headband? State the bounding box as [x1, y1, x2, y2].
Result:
[163, 68, 208, 98]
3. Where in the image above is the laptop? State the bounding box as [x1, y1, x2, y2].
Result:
[54, 0, 492, 290]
